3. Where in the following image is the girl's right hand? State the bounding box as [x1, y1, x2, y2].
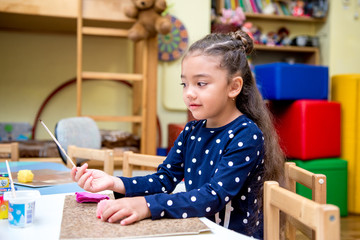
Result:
[71, 163, 124, 193]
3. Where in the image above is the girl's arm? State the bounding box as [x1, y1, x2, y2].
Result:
[115, 122, 190, 198]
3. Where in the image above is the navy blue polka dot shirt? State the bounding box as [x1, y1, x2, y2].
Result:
[119, 114, 265, 239]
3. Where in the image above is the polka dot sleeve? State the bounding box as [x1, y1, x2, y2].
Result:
[118, 122, 192, 197]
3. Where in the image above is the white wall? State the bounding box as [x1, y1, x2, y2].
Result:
[327, 0, 360, 76]
[157, 0, 211, 147]
[0, 30, 133, 139]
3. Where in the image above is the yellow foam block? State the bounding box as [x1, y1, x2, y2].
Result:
[331, 74, 360, 213]
[17, 170, 34, 183]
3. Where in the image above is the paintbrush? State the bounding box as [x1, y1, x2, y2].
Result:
[39, 119, 76, 168]
[5, 160, 16, 198]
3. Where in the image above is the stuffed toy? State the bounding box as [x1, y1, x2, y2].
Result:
[124, 0, 171, 42]
[292, 0, 305, 16]
[220, 7, 245, 26]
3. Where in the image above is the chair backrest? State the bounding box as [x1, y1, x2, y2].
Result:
[264, 181, 340, 240]
[67, 145, 114, 175]
[0, 142, 19, 161]
[55, 117, 101, 165]
[122, 151, 166, 177]
[284, 162, 327, 239]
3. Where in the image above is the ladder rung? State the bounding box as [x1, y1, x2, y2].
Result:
[82, 71, 143, 81]
[82, 27, 129, 37]
[86, 115, 143, 123]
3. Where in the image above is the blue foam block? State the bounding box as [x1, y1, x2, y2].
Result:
[254, 63, 329, 100]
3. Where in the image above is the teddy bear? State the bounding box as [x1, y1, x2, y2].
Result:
[124, 0, 172, 42]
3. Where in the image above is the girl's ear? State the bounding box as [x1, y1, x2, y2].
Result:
[228, 76, 243, 99]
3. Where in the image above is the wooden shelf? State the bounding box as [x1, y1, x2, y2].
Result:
[0, 0, 134, 33]
[214, 0, 326, 23]
[245, 13, 326, 23]
[251, 45, 319, 65]
[208, 30, 321, 65]
[254, 44, 319, 53]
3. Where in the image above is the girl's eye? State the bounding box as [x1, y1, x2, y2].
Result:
[198, 82, 207, 87]
[180, 83, 187, 88]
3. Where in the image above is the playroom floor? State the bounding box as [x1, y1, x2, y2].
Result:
[340, 214, 360, 240]
[291, 213, 360, 240]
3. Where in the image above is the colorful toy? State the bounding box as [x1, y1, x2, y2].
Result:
[255, 62, 329, 100]
[292, 0, 305, 16]
[331, 74, 360, 214]
[158, 15, 188, 62]
[220, 7, 245, 26]
[124, 0, 172, 42]
[0, 195, 8, 219]
[292, 158, 348, 216]
[241, 22, 255, 40]
[271, 100, 341, 160]
[262, 2, 276, 14]
[277, 27, 290, 46]
[265, 31, 277, 46]
[0, 173, 10, 219]
[17, 170, 34, 183]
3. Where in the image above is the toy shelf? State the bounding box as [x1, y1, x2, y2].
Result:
[214, 0, 326, 65]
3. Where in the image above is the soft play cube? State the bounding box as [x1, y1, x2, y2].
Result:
[254, 62, 329, 100]
[331, 74, 360, 213]
[292, 158, 348, 216]
[271, 100, 341, 160]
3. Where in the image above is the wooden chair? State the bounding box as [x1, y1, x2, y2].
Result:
[0, 142, 19, 161]
[122, 151, 165, 177]
[264, 181, 340, 240]
[285, 162, 327, 239]
[67, 145, 114, 175]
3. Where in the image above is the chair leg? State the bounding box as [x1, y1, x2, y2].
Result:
[122, 151, 133, 177]
[103, 150, 114, 176]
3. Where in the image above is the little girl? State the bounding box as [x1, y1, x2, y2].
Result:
[71, 30, 284, 239]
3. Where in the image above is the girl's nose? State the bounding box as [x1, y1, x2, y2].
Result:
[185, 86, 196, 99]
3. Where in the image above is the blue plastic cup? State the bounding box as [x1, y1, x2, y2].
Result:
[4, 190, 40, 227]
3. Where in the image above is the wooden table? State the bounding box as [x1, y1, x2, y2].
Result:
[0, 193, 255, 240]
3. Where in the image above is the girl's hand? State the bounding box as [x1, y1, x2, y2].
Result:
[99, 197, 151, 225]
[71, 163, 124, 193]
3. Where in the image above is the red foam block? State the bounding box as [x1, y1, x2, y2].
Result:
[168, 123, 185, 152]
[271, 100, 341, 160]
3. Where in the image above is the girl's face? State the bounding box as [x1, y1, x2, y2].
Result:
[181, 53, 242, 128]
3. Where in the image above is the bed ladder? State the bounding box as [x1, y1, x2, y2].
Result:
[76, 0, 156, 155]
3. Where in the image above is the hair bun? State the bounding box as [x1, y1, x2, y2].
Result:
[228, 30, 254, 55]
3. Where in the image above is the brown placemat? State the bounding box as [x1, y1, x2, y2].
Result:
[60, 195, 211, 239]
[13, 169, 72, 187]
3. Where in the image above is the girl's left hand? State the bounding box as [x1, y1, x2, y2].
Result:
[98, 197, 151, 225]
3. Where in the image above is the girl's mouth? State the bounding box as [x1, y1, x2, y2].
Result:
[189, 104, 201, 110]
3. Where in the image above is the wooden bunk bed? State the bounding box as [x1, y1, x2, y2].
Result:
[0, 0, 158, 156]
